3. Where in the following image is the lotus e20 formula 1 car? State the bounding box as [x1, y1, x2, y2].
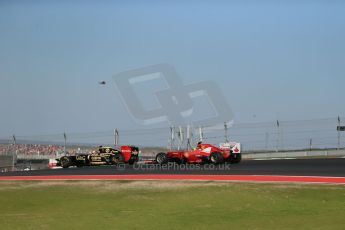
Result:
[57, 145, 139, 168]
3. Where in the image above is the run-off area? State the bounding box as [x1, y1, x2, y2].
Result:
[0, 180, 344, 230]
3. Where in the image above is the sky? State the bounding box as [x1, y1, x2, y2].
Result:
[0, 0, 344, 141]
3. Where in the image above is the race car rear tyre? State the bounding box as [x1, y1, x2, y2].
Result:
[156, 152, 168, 165]
[128, 157, 139, 165]
[111, 154, 125, 164]
[60, 156, 72, 168]
[209, 152, 224, 164]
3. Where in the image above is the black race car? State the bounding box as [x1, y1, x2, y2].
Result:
[57, 145, 139, 168]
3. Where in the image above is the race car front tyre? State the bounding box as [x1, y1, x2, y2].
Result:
[60, 156, 72, 168]
[209, 152, 224, 164]
[155, 152, 168, 165]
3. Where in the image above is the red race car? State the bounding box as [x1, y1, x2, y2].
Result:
[155, 142, 241, 165]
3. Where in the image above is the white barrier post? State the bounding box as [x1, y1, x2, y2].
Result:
[12, 135, 16, 171]
[186, 125, 191, 150]
[63, 132, 67, 155]
[114, 129, 119, 147]
[224, 122, 229, 143]
[338, 116, 340, 150]
[178, 126, 183, 150]
[199, 126, 203, 142]
[276, 120, 280, 152]
[170, 126, 175, 150]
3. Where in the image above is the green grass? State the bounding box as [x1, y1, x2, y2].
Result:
[0, 181, 345, 230]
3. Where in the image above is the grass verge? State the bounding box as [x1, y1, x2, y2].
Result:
[0, 181, 344, 230]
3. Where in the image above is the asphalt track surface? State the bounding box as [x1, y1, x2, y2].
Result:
[1, 158, 345, 177]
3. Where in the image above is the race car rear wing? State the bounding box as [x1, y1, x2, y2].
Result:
[219, 142, 241, 153]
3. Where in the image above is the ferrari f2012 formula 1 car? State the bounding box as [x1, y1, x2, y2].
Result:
[57, 145, 139, 168]
[155, 142, 241, 165]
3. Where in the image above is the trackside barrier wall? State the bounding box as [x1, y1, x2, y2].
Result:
[242, 150, 345, 159]
[10, 149, 345, 161]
